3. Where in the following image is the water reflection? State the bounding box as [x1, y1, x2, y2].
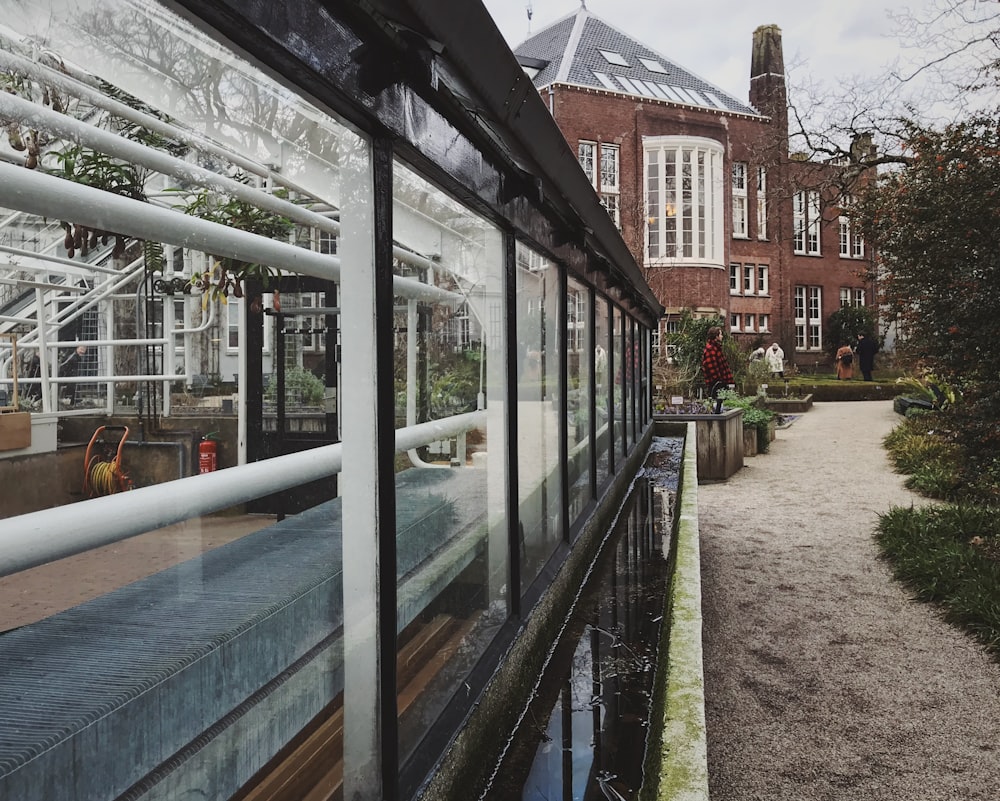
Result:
[483, 437, 682, 800]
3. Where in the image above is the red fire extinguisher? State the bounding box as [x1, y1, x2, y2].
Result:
[199, 433, 218, 474]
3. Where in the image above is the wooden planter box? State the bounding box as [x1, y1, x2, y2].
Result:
[0, 411, 31, 451]
[654, 408, 743, 482]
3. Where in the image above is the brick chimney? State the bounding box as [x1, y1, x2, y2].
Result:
[749, 24, 788, 136]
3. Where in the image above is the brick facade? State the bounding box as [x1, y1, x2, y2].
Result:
[527, 23, 874, 363]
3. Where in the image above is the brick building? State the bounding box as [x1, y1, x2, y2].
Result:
[514, 6, 874, 362]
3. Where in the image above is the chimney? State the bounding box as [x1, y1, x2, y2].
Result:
[749, 24, 787, 135]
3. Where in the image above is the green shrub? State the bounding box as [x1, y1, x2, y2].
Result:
[265, 365, 325, 406]
[876, 504, 1000, 655]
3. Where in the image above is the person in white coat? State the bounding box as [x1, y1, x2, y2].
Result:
[764, 341, 784, 378]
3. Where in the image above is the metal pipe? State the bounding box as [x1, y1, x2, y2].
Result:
[0, 163, 463, 306]
[0, 92, 344, 238]
[0, 243, 123, 276]
[0, 410, 485, 577]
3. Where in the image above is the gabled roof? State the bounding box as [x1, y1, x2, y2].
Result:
[514, 6, 760, 117]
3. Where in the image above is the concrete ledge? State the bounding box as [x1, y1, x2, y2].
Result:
[645, 421, 709, 801]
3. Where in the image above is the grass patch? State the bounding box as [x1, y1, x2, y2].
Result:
[879, 411, 1000, 657]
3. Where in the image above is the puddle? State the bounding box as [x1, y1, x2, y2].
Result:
[482, 437, 682, 800]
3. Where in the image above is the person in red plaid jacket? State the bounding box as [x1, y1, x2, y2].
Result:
[701, 325, 734, 413]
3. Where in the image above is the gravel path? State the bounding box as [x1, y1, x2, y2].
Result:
[699, 400, 1000, 801]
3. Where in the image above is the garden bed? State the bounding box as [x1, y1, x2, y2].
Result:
[653, 408, 743, 482]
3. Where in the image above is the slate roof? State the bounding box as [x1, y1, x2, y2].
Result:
[514, 7, 760, 116]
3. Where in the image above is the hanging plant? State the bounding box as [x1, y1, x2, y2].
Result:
[177, 178, 293, 306]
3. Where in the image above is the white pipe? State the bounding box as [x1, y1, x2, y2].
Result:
[34, 287, 52, 412]
[0, 92, 345, 239]
[0, 49, 464, 281]
[0, 45, 276, 182]
[0, 409, 485, 577]
[0, 243, 123, 276]
[0, 163, 463, 306]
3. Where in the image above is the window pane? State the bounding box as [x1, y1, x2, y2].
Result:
[0, 4, 356, 798]
[516, 243, 563, 589]
[613, 306, 626, 462]
[393, 161, 507, 762]
[594, 295, 611, 487]
[567, 277, 592, 524]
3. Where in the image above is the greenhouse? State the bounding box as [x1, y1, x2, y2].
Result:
[0, 1, 664, 800]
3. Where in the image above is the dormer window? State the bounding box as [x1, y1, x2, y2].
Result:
[638, 57, 666, 73]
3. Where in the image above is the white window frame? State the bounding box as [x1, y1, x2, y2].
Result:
[793, 190, 821, 255]
[808, 286, 822, 349]
[730, 263, 740, 294]
[579, 141, 596, 185]
[756, 167, 767, 240]
[757, 264, 769, 295]
[743, 264, 754, 294]
[759, 313, 770, 333]
[840, 287, 851, 308]
[581, 141, 620, 228]
[732, 162, 748, 238]
[794, 285, 822, 350]
[644, 136, 724, 266]
[744, 314, 755, 332]
[854, 288, 866, 307]
[730, 312, 741, 332]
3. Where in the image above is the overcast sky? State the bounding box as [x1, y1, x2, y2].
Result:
[480, 0, 925, 106]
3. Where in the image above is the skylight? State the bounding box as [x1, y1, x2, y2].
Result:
[592, 71, 619, 91]
[616, 75, 643, 94]
[598, 49, 630, 67]
[638, 57, 667, 74]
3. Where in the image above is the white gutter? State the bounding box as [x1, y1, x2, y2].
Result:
[0, 409, 486, 577]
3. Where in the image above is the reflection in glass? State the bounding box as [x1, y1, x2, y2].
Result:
[613, 306, 626, 465]
[391, 161, 507, 765]
[567, 276, 592, 526]
[594, 295, 612, 488]
[516, 242, 563, 588]
[0, 1, 355, 797]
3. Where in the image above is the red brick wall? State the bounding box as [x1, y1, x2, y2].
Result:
[545, 84, 873, 361]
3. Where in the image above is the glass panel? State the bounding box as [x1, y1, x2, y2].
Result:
[391, 161, 507, 764]
[613, 306, 626, 465]
[516, 243, 563, 588]
[594, 295, 612, 487]
[567, 276, 592, 526]
[0, 2, 353, 799]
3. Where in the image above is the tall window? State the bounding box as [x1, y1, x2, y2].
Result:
[838, 197, 865, 258]
[760, 313, 770, 332]
[732, 162, 748, 238]
[793, 190, 821, 255]
[730, 313, 740, 332]
[795, 285, 822, 349]
[757, 265, 769, 295]
[756, 167, 767, 239]
[579, 141, 619, 227]
[578, 141, 596, 184]
[743, 264, 754, 294]
[599, 144, 620, 227]
[729, 263, 739, 294]
[645, 136, 724, 264]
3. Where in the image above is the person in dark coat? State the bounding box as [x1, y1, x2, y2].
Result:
[702, 326, 734, 414]
[856, 332, 878, 381]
